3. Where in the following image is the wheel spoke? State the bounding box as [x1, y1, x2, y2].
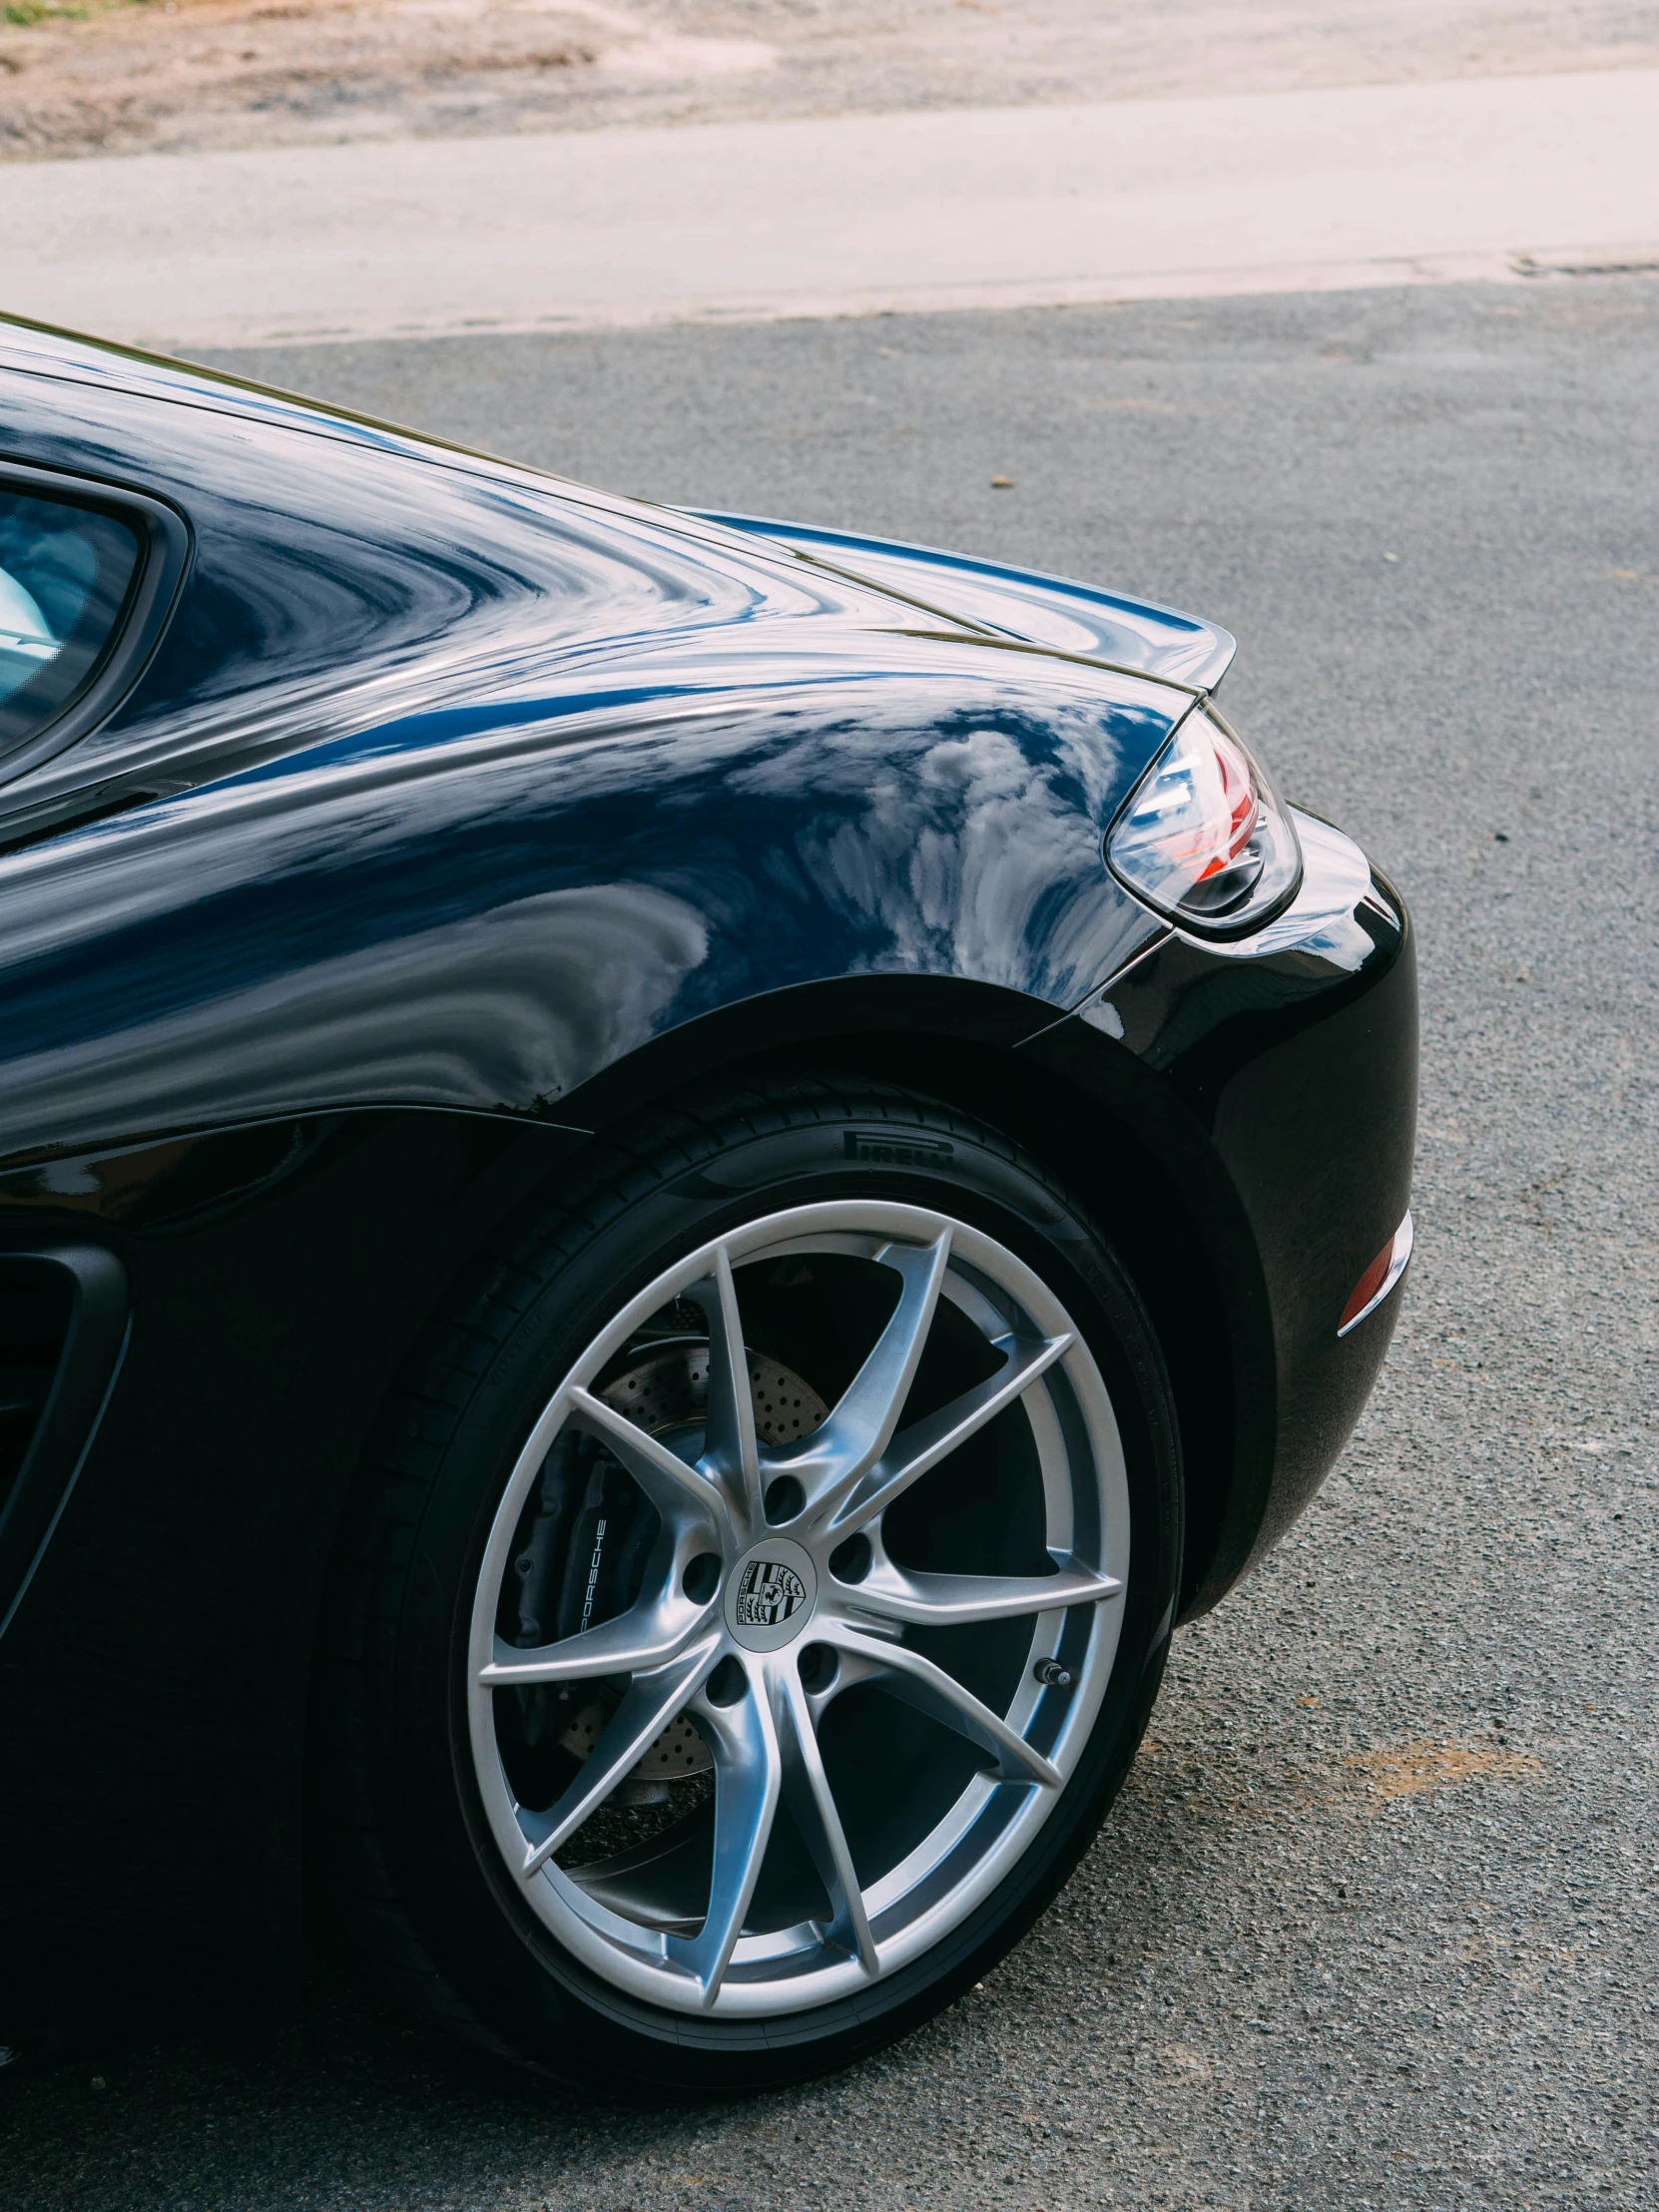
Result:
[480, 1599, 696, 1688]
[824, 1622, 1061, 1789]
[798, 1232, 952, 1519]
[837, 1555, 1121, 1630]
[666, 1665, 782, 2003]
[469, 1195, 1133, 2016]
[825, 1330, 1071, 1535]
[518, 1639, 720, 1877]
[567, 1385, 727, 1535]
[685, 1245, 763, 1529]
[778, 1665, 878, 1975]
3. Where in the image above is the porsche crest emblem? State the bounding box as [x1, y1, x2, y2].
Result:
[734, 1557, 808, 1629]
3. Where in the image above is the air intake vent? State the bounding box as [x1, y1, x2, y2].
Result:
[0, 1246, 129, 1637]
[0, 1271, 74, 1523]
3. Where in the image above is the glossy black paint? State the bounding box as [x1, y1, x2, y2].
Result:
[0, 328, 1195, 1159]
[694, 510, 1238, 689]
[1022, 817, 1415, 1613]
[0, 322, 1415, 2053]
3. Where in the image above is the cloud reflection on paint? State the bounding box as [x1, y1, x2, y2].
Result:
[0, 654, 1179, 1156]
[0, 367, 1204, 1162]
[0, 881, 711, 1145]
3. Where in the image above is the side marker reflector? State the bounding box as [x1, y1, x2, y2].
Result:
[1338, 1213, 1413, 1338]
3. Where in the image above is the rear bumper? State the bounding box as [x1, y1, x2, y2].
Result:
[1025, 810, 1417, 1614]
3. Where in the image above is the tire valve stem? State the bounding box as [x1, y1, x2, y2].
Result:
[1033, 1658, 1072, 1689]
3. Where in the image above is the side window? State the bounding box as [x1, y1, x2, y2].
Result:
[0, 488, 140, 754]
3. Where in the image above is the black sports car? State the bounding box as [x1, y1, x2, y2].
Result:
[0, 318, 1414, 2095]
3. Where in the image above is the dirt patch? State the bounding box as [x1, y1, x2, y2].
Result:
[1128, 1728, 1548, 1831]
[2, 0, 1656, 163]
[1344, 1738, 1546, 1801]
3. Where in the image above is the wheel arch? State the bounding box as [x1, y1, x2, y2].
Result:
[557, 972, 1272, 1622]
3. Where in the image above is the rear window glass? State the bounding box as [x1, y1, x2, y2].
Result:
[0, 488, 141, 755]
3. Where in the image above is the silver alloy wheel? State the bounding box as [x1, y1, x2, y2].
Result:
[467, 1200, 1131, 2018]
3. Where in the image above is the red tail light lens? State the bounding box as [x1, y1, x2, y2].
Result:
[1338, 1214, 1414, 1337]
[1107, 706, 1301, 931]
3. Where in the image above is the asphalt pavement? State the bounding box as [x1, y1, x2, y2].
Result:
[4, 274, 1657, 2208]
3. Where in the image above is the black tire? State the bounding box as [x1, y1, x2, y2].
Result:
[308, 1071, 1182, 2095]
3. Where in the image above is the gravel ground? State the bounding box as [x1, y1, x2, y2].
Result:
[3, 0, 1657, 162]
[4, 274, 1658, 2205]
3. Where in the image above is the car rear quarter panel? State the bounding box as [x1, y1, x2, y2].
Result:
[0, 353, 1415, 2049]
[0, 365, 1196, 2045]
[1023, 817, 1417, 1613]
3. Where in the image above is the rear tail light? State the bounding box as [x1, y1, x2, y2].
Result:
[1338, 1214, 1414, 1337]
[1107, 705, 1301, 932]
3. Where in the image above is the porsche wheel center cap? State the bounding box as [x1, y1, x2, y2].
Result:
[725, 1537, 818, 1652]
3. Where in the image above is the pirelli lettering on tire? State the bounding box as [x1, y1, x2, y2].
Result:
[843, 1132, 955, 1168]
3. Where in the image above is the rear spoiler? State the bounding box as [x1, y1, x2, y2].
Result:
[688, 510, 1237, 695]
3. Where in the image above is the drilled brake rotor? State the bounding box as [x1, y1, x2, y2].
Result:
[559, 1342, 829, 1798]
